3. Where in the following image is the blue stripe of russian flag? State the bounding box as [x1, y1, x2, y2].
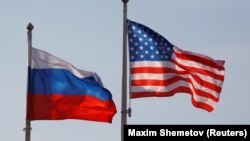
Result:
[29, 68, 112, 101]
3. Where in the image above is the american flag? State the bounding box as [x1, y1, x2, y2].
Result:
[127, 19, 225, 112]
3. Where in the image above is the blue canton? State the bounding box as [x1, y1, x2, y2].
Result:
[127, 20, 174, 62]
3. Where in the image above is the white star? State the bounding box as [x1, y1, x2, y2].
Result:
[151, 55, 155, 58]
[155, 51, 159, 54]
[135, 51, 139, 54]
[145, 50, 149, 54]
[165, 55, 168, 59]
[133, 34, 137, 38]
[150, 46, 154, 50]
[139, 37, 143, 42]
[138, 30, 142, 34]
[149, 38, 153, 42]
[144, 42, 148, 46]
[129, 38, 133, 42]
[130, 47, 134, 51]
[139, 46, 143, 50]
[155, 42, 158, 46]
[134, 42, 138, 46]
[143, 34, 147, 38]
[140, 55, 144, 58]
[132, 26, 136, 30]
[131, 56, 134, 59]
[167, 47, 171, 51]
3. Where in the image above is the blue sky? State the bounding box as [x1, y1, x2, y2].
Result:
[1, 0, 250, 141]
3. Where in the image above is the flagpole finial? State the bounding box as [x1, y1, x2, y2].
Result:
[122, 0, 129, 4]
[27, 23, 34, 32]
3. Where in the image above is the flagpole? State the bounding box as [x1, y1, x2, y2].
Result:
[24, 23, 34, 141]
[121, 0, 129, 141]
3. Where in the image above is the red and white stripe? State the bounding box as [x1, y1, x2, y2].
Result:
[130, 46, 225, 112]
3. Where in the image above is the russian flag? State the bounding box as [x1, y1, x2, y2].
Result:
[26, 47, 117, 123]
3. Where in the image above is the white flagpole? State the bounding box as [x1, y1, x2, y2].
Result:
[121, 0, 129, 141]
[24, 23, 34, 141]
